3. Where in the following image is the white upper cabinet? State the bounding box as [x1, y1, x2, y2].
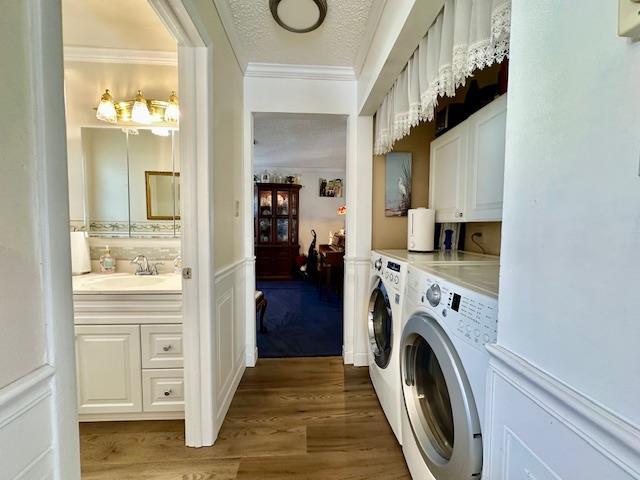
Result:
[466, 95, 507, 221]
[429, 123, 468, 222]
[429, 95, 507, 222]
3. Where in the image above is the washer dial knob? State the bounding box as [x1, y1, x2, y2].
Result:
[426, 283, 441, 307]
[374, 258, 382, 271]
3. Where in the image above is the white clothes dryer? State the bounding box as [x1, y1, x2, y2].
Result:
[367, 251, 408, 444]
[400, 264, 498, 480]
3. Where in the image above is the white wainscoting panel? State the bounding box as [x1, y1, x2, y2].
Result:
[343, 257, 371, 366]
[0, 366, 55, 480]
[485, 345, 640, 480]
[213, 259, 247, 432]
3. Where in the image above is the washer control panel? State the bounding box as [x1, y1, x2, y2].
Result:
[413, 270, 498, 349]
[373, 257, 404, 294]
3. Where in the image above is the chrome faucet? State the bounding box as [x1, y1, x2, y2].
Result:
[130, 255, 161, 275]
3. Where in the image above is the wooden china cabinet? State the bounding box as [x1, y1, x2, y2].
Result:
[254, 183, 302, 279]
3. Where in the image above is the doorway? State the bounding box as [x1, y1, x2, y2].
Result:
[252, 113, 348, 358]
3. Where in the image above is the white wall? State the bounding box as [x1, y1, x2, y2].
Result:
[1, 0, 81, 477]
[499, 0, 640, 426]
[485, 1, 640, 478]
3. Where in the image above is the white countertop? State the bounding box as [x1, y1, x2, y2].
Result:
[417, 263, 500, 298]
[377, 249, 500, 265]
[72, 272, 182, 294]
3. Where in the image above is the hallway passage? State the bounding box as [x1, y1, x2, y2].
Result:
[257, 279, 343, 358]
[79, 357, 410, 479]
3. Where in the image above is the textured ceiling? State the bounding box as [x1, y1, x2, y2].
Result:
[217, 0, 383, 69]
[62, 0, 176, 51]
[253, 113, 347, 170]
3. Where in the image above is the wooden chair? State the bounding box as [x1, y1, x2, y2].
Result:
[256, 290, 268, 333]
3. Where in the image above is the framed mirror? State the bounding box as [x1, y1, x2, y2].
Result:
[145, 171, 181, 220]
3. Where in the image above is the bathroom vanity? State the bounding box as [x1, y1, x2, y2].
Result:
[73, 273, 184, 421]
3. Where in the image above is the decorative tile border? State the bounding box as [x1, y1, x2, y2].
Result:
[89, 244, 181, 261]
[71, 220, 182, 237]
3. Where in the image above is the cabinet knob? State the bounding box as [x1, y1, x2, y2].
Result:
[164, 389, 172, 397]
[162, 345, 172, 352]
[457, 211, 464, 218]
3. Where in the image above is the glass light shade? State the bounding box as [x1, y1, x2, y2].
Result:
[131, 90, 151, 124]
[96, 89, 117, 123]
[151, 127, 171, 137]
[164, 91, 180, 123]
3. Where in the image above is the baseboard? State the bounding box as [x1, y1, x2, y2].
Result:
[246, 347, 258, 367]
[486, 345, 640, 477]
[79, 411, 184, 422]
[353, 352, 369, 367]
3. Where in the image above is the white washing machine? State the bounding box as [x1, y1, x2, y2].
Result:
[400, 264, 498, 480]
[368, 251, 407, 444]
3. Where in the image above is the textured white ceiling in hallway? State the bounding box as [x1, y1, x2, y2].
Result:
[253, 113, 347, 170]
[215, 0, 385, 71]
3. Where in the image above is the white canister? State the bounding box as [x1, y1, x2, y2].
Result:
[407, 208, 435, 252]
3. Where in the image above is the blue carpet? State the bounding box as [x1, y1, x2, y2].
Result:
[257, 279, 343, 358]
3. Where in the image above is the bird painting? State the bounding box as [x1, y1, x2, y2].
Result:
[385, 152, 412, 216]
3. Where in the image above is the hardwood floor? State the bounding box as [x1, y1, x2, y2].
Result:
[80, 356, 411, 479]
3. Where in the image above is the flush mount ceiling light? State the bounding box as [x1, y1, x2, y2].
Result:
[269, 0, 327, 33]
[95, 89, 180, 126]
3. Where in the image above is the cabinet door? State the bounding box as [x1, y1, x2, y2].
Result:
[75, 325, 142, 414]
[429, 124, 468, 222]
[466, 95, 507, 221]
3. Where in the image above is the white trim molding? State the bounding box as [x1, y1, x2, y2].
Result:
[245, 62, 356, 81]
[0, 365, 56, 480]
[485, 345, 640, 479]
[63, 46, 178, 66]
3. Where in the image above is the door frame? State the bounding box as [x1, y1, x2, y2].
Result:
[148, 0, 217, 447]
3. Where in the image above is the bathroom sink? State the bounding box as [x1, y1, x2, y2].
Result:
[73, 273, 181, 293]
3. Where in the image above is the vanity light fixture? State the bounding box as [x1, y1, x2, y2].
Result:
[269, 0, 327, 33]
[131, 90, 152, 124]
[164, 91, 180, 123]
[96, 89, 117, 124]
[95, 89, 180, 126]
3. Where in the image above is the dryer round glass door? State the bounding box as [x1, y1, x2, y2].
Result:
[367, 281, 393, 368]
[401, 313, 483, 480]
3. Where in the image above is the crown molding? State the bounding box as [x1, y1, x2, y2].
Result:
[63, 46, 178, 66]
[245, 62, 356, 81]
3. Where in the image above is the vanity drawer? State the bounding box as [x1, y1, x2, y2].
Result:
[141, 324, 183, 369]
[142, 369, 184, 412]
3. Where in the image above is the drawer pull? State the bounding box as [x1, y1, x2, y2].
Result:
[164, 389, 173, 397]
[162, 345, 173, 352]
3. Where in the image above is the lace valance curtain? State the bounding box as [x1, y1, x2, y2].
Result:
[373, 0, 511, 155]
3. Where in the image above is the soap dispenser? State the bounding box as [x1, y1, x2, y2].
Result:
[99, 246, 117, 273]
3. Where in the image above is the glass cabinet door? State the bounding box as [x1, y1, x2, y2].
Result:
[259, 218, 272, 243]
[291, 218, 298, 244]
[259, 190, 272, 216]
[291, 191, 298, 216]
[276, 218, 289, 243]
[276, 190, 289, 215]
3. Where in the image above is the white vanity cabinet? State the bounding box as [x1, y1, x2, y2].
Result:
[75, 325, 142, 415]
[429, 94, 507, 222]
[73, 292, 183, 421]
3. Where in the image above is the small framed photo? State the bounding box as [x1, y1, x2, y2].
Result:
[319, 178, 343, 197]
